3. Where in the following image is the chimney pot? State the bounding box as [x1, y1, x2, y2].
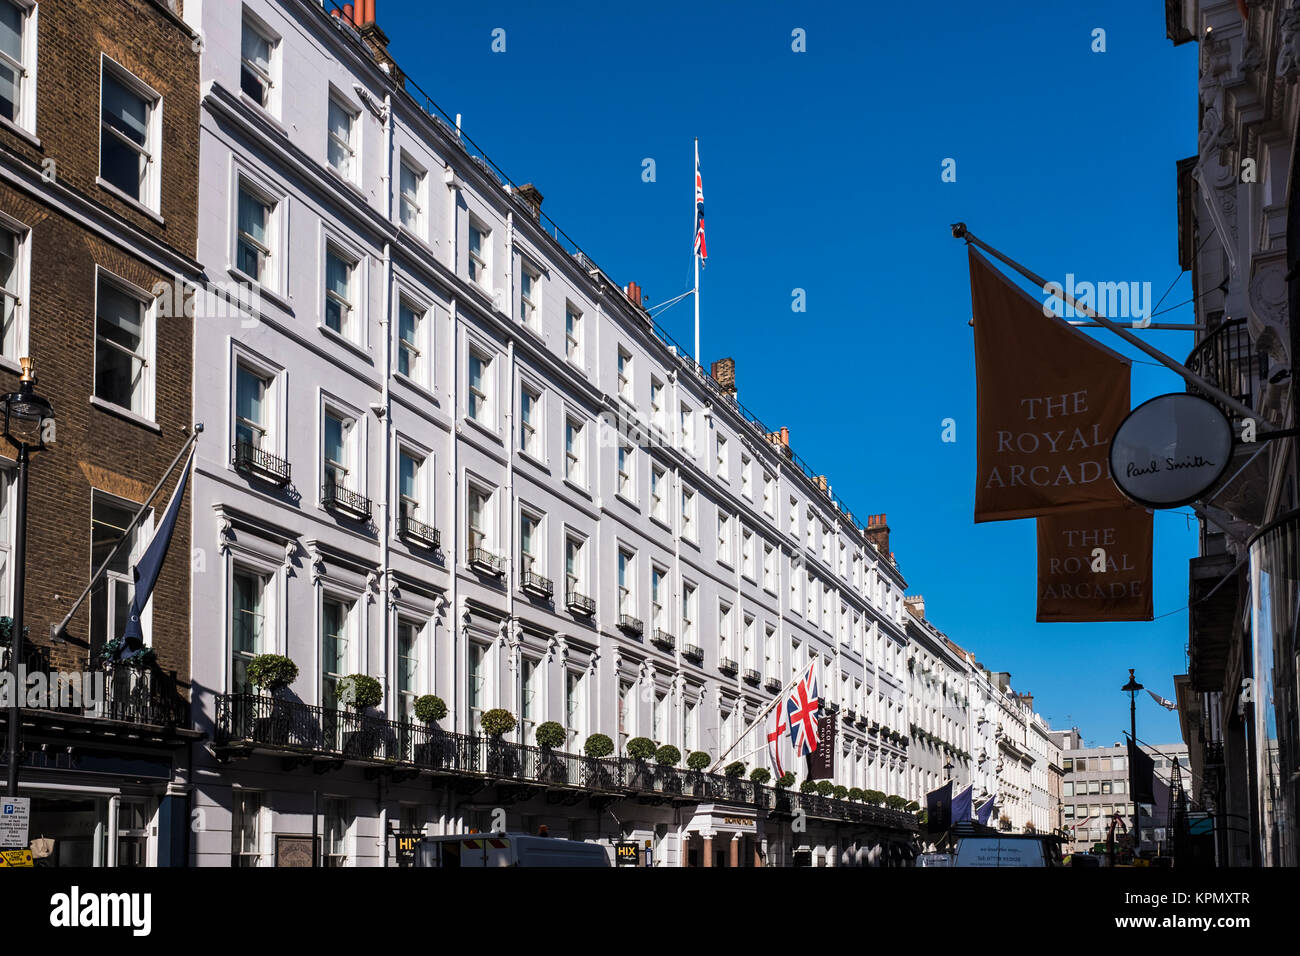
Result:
[343, 3, 355, 23]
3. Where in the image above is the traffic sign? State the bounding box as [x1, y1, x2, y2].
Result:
[0, 797, 30, 850]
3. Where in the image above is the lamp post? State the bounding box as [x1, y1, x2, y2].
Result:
[944, 755, 955, 853]
[4, 357, 54, 799]
[1122, 668, 1143, 862]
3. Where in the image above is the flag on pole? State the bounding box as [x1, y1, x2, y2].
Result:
[785, 661, 820, 757]
[116, 448, 196, 661]
[927, 781, 953, 833]
[1147, 689, 1177, 712]
[766, 704, 789, 777]
[693, 140, 707, 264]
[1128, 737, 1156, 804]
[952, 784, 974, 823]
[976, 794, 997, 825]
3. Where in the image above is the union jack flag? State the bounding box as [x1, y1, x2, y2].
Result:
[694, 140, 707, 263]
[785, 661, 820, 757]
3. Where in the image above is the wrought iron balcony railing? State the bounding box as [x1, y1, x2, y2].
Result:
[2, 646, 189, 729]
[682, 643, 704, 662]
[617, 614, 644, 636]
[467, 547, 505, 576]
[650, 629, 675, 651]
[1185, 318, 1259, 422]
[212, 693, 921, 832]
[521, 571, 553, 598]
[719, 657, 739, 675]
[743, 668, 762, 685]
[232, 440, 292, 486]
[565, 591, 595, 616]
[322, 481, 372, 521]
[398, 511, 440, 550]
[764, 677, 783, 694]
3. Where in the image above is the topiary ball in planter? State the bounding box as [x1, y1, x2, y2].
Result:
[832, 785, 848, 800]
[626, 736, 656, 760]
[338, 674, 383, 710]
[686, 751, 710, 772]
[247, 654, 299, 693]
[413, 694, 447, 724]
[654, 744, 681, 767]
[816, 781, 834, 797]
[800, 780, 818, 794]
[535, 721, 566, 749]
[724, 761, 746, 778]
[905, 800, 920, 812]
[776, 771, 796, 789]
[848, 787, 864, 803]
[479, 708, 517, 736]
[584, 733, 614, 758]
[750, 768, 771, 785]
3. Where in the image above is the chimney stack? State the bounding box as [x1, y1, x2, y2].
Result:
[710, 357, 736, 397]
[515, 183, 544, 221]
[864, 513, 890, 557]
[904, 594, 925, 619]
[625, 280, 643, 308]
[765, 426, 791, 458]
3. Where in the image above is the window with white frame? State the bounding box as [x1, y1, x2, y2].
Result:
[519, 384, 540, 457]
[718, 602, 733, 660]
[234, 362, 272, 453]
[397, 448, 427, 529]
[742, 528, 755, 579]
[651, 565, 667, 633]
[322, 408, 358, 494]
[467, 484, 493, 553]
[806, 510, 815, 550]
[806, 572, 816, 619]
[762, 542, 775, 591]
[681, 581, 696, 644]
[327, 93, 357, 181]
[617, 442, 633, 501]
[650, 464, 667, 522]
[397, 298, 424, 383]
[240, 14, 277, 112]
[396, 619, 421, 722]
[89, 494, 144, 664]
[100, 61, 160, 208]
[617, 548, 635, 617]
[521, 657, 541, 741]
[565, 669, 586, 740]
[743, 616, 755, 670]
[231, 790, 262, 867]
[467, 219, 490, 288]
[617, 347, 632, 402]
[684, 699, 698, 751]
[741, 454, 752, 498]
[564, 416, 584, 485]
[653, 691, 667, 741]
[679, 402, 694, 455]
[519, 510, 541, 576]
[468, 641, 488, 729]
[520, 265, 540, 330]
[0, 1, 35, 130]
[565, 303, 582, 362]
[764, 625, 776, 679]
[681, 485, 696, 539]
[716, 434, 727, 481]
[763, 473, 774, 517]
[235, 182, 275, 286]
[564, 535, 585, 600]
[398, 156, 425, 234]
[468, 348, 491, 425]
[717, 512, 732, 566]
[323, 245, 356, 339]
[791, 566, 800, 614]
[650, 377, 664, 430]
[0, 222, 28, 360]
[789, 497, 798, 537]
[321, 595, 355, 710]
[821, 522, 830, 563]
[94, 274, 153, 418]
[230, 566, 272, 694]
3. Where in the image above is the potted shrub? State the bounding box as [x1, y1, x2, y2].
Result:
[776, 771, 796, 789]
[626, 736, 656, 788]
[750, 768, 771, 785]
[816, 780, 834, 797]
[848, 787, 864, 803]
[626, 736, 656, 759]
[863, 789, 885, 807]
[800, 780, 818, 795]
[655, 744, 683, 793]
[336, 674, 383, 757]
[583, 732, 615, 789]
[480, 709, 518, 775]
[246, 653, 299, 744]
[885, 794, 907, 811]
[533, 720, 568, 781]
[536, 720, 565, 749]
[905, 800, 920, 813]
[686, 750, 710, 772]
[832, 785, 848, 800]
[410, 694, 448, 764]
[723, 761, 746, 778]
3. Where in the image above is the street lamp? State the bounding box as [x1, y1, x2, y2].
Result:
[1122, 668, 1143, 862]
[4, 357, 54, 799]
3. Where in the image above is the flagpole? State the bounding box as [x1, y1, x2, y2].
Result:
[50, 425, 203, 641]
[951, 223, 1270, 429]
[694, 137, 700, 370]
[708, 669, 806, 774]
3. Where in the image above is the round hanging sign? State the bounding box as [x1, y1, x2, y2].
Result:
[1108, 392, 1234, 509]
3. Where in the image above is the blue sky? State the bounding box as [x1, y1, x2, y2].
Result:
[381, 0, 1199, 745]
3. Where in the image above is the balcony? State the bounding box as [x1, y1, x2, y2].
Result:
[764, 677, 783, 694]
[565, 591, 595, 617]
[212, 693, 921, 832]
[617, 614, 644, 637]
[650, 629, 675, 652]
[322, 481, 372, 521]
[398, 511, 440, 551]
[521, 571, 553, 599]
[718, 658, 739, 676]
[232, 440, 292, 486]
[468, 547, 505, 577]
[1184, 318, 1259, 424]
[743, 668, 761, 686]
[682, 643, 704, 664]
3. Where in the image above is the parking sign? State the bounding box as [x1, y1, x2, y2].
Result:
[0, 797, 31, 850]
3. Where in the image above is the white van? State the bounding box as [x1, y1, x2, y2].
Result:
[415, 833, 612, 868]
[953, 834, 1061, 867]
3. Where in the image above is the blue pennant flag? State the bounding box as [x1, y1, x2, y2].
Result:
[976, 794, 997, 826]
[116, 449, 195, 661]
[952, 784, 974, 823]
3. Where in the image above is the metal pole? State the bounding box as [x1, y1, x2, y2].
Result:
[1130, 682, 1139, 861]
[5, 445, 29, 798]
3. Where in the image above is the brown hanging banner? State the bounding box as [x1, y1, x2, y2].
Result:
[970, 247, 1132, 522]
[1036, 505, 1154, 622]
